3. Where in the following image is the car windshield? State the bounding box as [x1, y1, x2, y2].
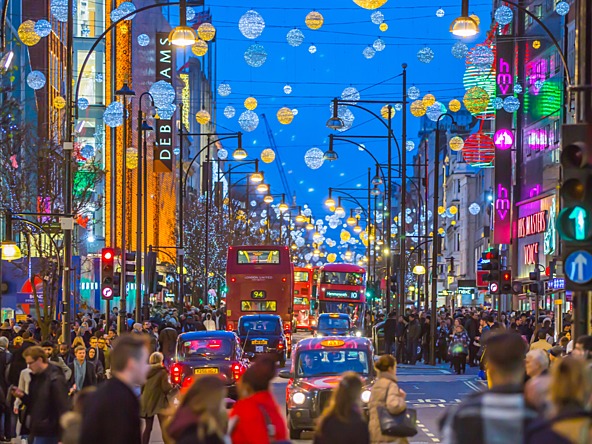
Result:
[179, 339, 231, 359]
[239, 318, 280, 335]
[296, 350, 369, 377]
[321, 271, 364, 286]
[318, 316, 350, 330]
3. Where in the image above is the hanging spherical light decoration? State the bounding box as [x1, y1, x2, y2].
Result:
[451, 41, 468, 59]
[417, 47, 434, 63]
[406, 141, 415, 151]
[371, 10, 384, 24]
[380, 105, 395, 119]
[292, 108, 298, 116]
[239, 10, 265, 39]
[53, 96, 66, 110]
[191, 39, 208, 56]
[27, 70, 46, 90]
[467, 44, 494, 71]
[18, 21, 41, 46]
[305, 11, 324, 30]
[436, 8, 445, 17]
[449, 205, 458, 215]
[494, 5, 514, 25]
[51, 0, 75, 23]
[77, 98, 89, 110]
[103, 101, 124, 128]
[410, 100, 426, 117]
[223, 106, 235, 119]
[244, 43, 267, 67]
[448, 99, 461, 112]
[283, 84, 293, 95]
[449, 136, 464, 151]
[186, 6, 196, 21]
[277, 107, 294, 124]
[493, 97, 503, 110]
[80, 145, 95, 159]
[244, 96, 258, 110]
[34, 20, 52, 38]
[379, 22, 388, 32]
[503, 96, 521, 113]
[426, 101, 446, 122]
[217, 148, 228, 160]
[353, 0, 388, 10]
[218, 83, 231, 97]
[286, 28, 305, 47]
[373, 38, 385, 52]
[137, 34, 150, 46]
[394, 103, 403, 111]
[238, 110, 259, 132]
[149, 80, 175, 108]
[304, 147, 325, 170]
[308, 44, 317, 54]
[336, 107, 355, 132]
[463, 86, 489, 114]
[110, 7, 126, 22]
[195, 109, 211, 125]
[198, 22, 216, 41]
[118, 2, 136, 20]
[468, 203, 481, 215]
[363, 46, 376, 59]
[438, 206, 446, 215]
[555, 1, 570, 16]
[407, 86, 420, 100]
[259, 148, 275, 164]
[157, 103, 176, 119]
[341, 86, 360, 104]
[422, 94, 436, 107]
[514, 84, 523, 94]
[95, 73, 103, 83]
[462, 132, 495, 166]
[327, 253, 337, 263]
[532, 40, 541, 49]
[125, 147, 138, 169]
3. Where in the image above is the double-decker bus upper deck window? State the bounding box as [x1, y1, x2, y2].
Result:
[294, 271, 309, 282]
[237, 249, 280, 264]
[321, 271, 364, 286]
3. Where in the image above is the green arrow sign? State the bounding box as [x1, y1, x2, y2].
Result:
[568, 206, 587, 240]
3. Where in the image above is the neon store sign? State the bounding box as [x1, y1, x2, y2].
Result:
[524, 242, 539, 265]
[497, 57, 513, 94]
[495, 183, 510, 222]
[527, 128, 548, 150]
[518, 211, 547, 238]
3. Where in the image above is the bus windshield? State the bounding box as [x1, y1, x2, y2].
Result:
[318, 316, 350, 330]
[294, 271, 309, 282]
[321, 271, 364, 286]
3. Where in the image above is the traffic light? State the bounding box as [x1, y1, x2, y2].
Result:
[528, 270, 544, 294]
[390, 274, 398, 293]
[145, 251, 157, 293]
[125, 252, 136, 283]
[113, 271, 121, 297]
[101, 248, 115, 300]
[512, 281, 523, 295]
[501, 270, 512, 293]
[557, 124, 592, 290]
[481, 249, 500, 293]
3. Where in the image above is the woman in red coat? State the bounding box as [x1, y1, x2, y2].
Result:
[229, 355, 288, 444]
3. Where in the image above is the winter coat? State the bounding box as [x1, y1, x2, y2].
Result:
[230, 390, 288, 444]
[407, 320, 421, 341]
[159, 327, 178, 360]
[383, 318, 397, 342]
[140, 364, 174, 418]
[526, 406, 592, 444]
[314, 409, 370, 444]
[368, 371, 408, 444]
[448, 332, 469, 356]
[167, 406, 226, 444]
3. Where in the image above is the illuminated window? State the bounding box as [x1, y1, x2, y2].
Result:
[77, 0, 104, 38]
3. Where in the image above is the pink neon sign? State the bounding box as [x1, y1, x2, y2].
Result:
[494, 129, 514, 150]
[496, 183, 510, 221]
[497, 57, 513, 95]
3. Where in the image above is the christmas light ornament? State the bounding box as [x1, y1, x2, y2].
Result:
[239, 10, 265, 39]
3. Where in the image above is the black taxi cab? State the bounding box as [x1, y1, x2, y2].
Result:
[314, 313, 355, 337]
[237, 314, 289, 367]
[278, 336, 376, 439]
[170, 331, 249, 399]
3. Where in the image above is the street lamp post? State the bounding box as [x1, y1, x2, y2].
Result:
[430, 113, 455, 365]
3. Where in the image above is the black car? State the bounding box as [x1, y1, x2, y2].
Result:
[170, 331, 249, 399]
[315, 313, 357, 337]
[237, 314, 288, 367]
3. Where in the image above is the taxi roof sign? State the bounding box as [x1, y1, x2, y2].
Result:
[320, 339, 345, 347]
[329, 314, 340, 318]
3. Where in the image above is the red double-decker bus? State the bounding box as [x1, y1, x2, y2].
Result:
[293, 267, 317, 331]
[316, 263, 367, 330]
[225, 246, 293, 335]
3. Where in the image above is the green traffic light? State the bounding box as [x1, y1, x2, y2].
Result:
[558, 205, 592, 242]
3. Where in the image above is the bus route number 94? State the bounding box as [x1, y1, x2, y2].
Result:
[251, 290, 267, 299]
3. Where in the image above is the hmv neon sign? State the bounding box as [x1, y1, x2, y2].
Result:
[496, 183, 510, 221]
[497, 57, 513, 95]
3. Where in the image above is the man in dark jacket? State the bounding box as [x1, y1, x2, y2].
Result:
[12, 346, 70, 443]
[383, 312, 397, 355]
[406, 313, 422, 365]
[158, 323, 178, 364]
[68, 345, 97, 391]
[81, 335, 149, 444]
[0, 337, 11, 441]
[395, 315, 407, 364]
[7, 331, 35, 387]
[466, 312, 480, 366]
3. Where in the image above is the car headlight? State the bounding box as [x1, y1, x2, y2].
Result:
[317, 333, 323, 337]
[355, 331, 362, 337]
[361, 390, 371, 404]
[293, 392, 306, 405]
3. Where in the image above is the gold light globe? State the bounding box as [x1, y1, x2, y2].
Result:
[353, 0, 388, 10]
[250, 171, 264, 183]
[451, 220, 457, 226]
[379, 22, 388, 32]
[305, 11, 324, 30]
[410, 100, 427, 117]
[244, 97, 258, 110]
[422, 94, 436, 107]
[449, 136, 464, 151]
[463, 86, 489, 114]
[18, 20, 41, 46]
[263, 195, 274, 204]
[327, 253, 337, 263]
[340, 230, 351, 241]
[438, 206, 445, 215]
[533, 40, 541, 49]
[261, 148, 275, 164]
[191, 39, 208, 56]
[470, 14, 481, 25]
[449, 99, 461, 112]
[197, 22, 216, 41]
[54, 96, 66, 110]
[325, 197, 335, 207]
[169, 25, 198, 47]
[449, 205, 458, 215]
[381, 104, 395, 120]
[195, 109, 211, 124]
[279, 202, 289, 212]
[256, 183, 269, 193]
[277, 107, 294, 125]
[438, 227, 445, 235]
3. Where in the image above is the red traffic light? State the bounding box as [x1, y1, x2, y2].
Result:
[102, 248, 114, 261]
[502, 272, 511, 281]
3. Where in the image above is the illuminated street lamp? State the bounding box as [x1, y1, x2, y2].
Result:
[232, 147, 248, 160]
[372, 165, 383, 186]
[325, 190, 335, 208]
[256, 182, 269, 193]
[450, 0, 479, 37]
[326, 99, 345, 130]
[413, 264, 426, 275]
[279, 194, 289, 212]
[169, 0, 198, 46]
[263, 194, 274, 204]
[250, 170, 264, 183]
[1, 240, 22, 261]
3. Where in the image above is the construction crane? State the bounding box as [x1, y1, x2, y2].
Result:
[261, 113, 293, 200]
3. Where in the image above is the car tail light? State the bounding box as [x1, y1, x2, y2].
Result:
[278, 341, 284, 350]
[226, 321, 234, 331]
[283, 322, 291, 331]
[231, 362, 243, 381]
[171, 363, 183, 384]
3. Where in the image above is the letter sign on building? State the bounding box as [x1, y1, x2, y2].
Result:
[154, 33, 174, 173]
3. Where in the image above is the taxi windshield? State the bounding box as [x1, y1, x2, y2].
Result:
[296, 350, 369, 377]
[318, 316, 350, 330]
[239, 319, 280, 336]
[179, 339, 231, 359]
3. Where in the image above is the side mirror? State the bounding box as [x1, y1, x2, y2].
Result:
[278, 370, 293, 379]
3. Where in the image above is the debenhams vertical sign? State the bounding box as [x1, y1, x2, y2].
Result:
[155, 33, 173, 173]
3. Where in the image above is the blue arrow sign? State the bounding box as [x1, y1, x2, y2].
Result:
[565, 250, 592, 285]
[568, 206, 588, 240]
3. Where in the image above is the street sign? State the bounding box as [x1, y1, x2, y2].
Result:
[489, 282, 499, 293]
[102, 287, 113, 300]
[493, 129, 514, 150]
[565, 250, 592, 285]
